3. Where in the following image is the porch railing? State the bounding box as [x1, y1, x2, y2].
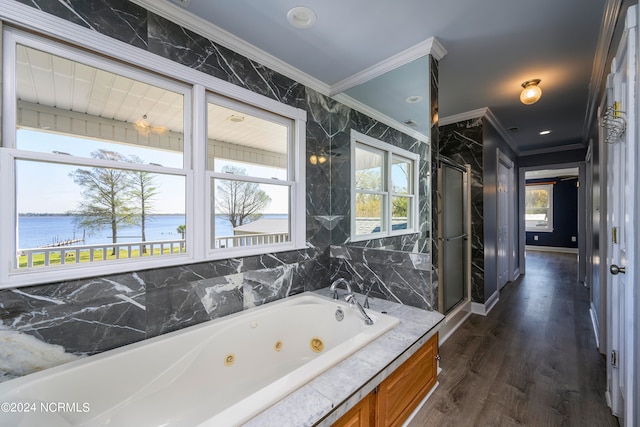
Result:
[17, 239, 186, 269]
[17, 232, 290, 268]
[213, 232, 289, 248]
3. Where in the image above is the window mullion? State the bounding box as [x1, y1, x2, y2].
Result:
[192, 84, 207, 260]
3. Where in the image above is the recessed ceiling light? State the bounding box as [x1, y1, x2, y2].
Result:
[228, 115, 245, 123]
[539, 130, 551, 135]
[287, 7, 317, 29]
[405, 95, 423, 104]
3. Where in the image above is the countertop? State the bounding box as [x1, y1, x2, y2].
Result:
[243, 288, 445, 426]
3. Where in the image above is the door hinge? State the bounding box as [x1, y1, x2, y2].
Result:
[611, 350, 618, 367]
[612, 227, 618, 244]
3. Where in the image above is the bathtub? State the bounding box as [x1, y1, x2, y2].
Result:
[0, 291, 399, 426]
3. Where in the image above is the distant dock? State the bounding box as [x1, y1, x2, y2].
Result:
[39, 238, 84, 248]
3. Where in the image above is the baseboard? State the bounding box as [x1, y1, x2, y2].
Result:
[589, 304, 601, 351]
[525, 245, 578, 254]
[438, 301, 472, 345]
[471, 290, 499, 316]
[510, 267, 520, 282]
[401, 381, 440, 427]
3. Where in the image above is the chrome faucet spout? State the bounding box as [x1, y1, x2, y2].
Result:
[330, 278, 352, 299]
[345, 293, 374, 326]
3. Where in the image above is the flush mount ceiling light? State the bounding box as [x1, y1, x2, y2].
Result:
[520, 79, 542, 105]
[539, 130, 552, 135]
[134, 114, 167, 135]
[287, 6, 317, 29]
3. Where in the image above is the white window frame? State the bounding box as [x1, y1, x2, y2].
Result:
[525, 183, 554, 232]
[205, 92, 297, 257]
[0, 22, 306, 288]
[350, 129, 419, 242]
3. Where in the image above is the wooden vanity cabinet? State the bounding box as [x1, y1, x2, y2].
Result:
[375, 333, 438, 426]
[332, 333, 438, 427]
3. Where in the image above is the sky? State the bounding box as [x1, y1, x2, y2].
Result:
[16, 130, 288, 215]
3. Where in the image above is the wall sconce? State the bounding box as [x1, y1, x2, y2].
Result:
[309, 150, 328, 165]
[520, 79, 542, 105]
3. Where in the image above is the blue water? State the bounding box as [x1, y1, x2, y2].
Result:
[18, 215, 188, 249]
[17, 214, 287, 249]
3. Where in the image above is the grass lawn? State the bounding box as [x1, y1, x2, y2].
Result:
[19, 246, 185, 268]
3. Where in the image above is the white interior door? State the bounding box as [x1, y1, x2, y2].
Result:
[606, 6, 637, 424]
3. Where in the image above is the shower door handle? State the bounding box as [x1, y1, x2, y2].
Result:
[445, 234, 468, 242]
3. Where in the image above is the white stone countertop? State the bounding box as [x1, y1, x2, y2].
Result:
[243, 288, 445, 427]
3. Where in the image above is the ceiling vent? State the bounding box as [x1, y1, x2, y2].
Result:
[403, 119, 420, 127]
[508, 126, 519, 132]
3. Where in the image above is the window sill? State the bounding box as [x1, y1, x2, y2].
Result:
[2, 242, 309, 289]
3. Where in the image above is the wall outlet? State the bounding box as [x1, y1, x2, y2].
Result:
[534, 235, 539, 241]
[571, 236, 577, 242]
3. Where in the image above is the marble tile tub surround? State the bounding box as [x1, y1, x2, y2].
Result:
[1, 0, 436, 382]
[244, 288, 444, 426]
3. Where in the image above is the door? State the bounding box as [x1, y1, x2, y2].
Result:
[605, 6, 637, 424]
[497, 153, 512, 290]
[438, 158, 469, 314]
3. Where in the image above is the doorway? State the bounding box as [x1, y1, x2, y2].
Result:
[437, 157, 470, 314]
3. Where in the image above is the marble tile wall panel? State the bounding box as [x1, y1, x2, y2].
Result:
[438, 118, 485, 302]
[329, 245, 435, 311]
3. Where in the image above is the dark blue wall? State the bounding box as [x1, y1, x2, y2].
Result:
[526, 177, 578, 248]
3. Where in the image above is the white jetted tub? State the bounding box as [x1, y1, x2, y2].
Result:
[0, 291, 399, 426]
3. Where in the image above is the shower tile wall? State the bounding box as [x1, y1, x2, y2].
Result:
[0, 0, 435, 381]
[437, 118, 485, 302]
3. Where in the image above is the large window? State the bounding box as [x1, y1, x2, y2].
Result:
[525, 183, 554, 232]
[350, 130, 419, 241]
[0, 29, 306, 287]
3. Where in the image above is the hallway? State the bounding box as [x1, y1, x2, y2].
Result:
[409, 251, 619, 426]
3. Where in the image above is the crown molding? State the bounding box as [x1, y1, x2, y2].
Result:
[332, 93, 430, 144]
[130, 0, 332, 95]
[518, 142, 586, 157]
[483, 108, 520, 155]
[583, 0, 623, 138]
[329, 37, 447, 96]
[438, 108, 488, 126]
[439, 107, 520, 155]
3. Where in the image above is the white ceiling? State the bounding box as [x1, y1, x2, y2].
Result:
[134, 0, 632, 156]
[16, 45, 288, 155]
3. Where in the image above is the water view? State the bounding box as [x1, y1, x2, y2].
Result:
[17, 214, 285, 249]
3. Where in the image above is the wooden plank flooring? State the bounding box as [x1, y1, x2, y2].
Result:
[408, 251, 619, 427]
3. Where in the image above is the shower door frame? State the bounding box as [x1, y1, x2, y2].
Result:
[437, 156, 471, 314]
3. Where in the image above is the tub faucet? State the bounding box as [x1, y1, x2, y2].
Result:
[330, 278, 352, 300]
[345, 293, 374, 326]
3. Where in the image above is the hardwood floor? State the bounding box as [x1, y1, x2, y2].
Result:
[408, 251, 619, 427]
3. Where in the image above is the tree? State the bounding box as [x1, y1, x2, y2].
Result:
[177, 224, 186, 239]
[215, 165, 271, 228]
[128, 155, 159, 253]
[69, 149, 136, 251]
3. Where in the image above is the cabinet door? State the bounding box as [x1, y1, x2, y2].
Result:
[332, 392, 375, 427]
[376, 333, 438, 427]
